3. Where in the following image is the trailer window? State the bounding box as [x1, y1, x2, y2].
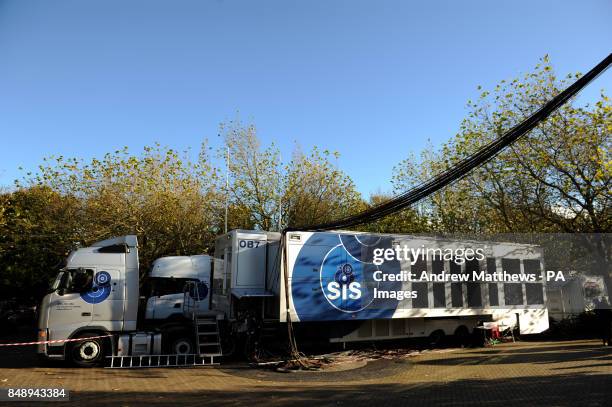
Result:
[525, 283, 544, 305]
[487, 258, 499, 306]
[412, 256, 427, 275]
[465, 258, 482, 307]
[432, 256, 446, 308]
[504, 284, 524, 305]
[523, 259, 542, 281]
[432, 256, 444, 274]
[489, 284, 499, 306]
[466, 283, 482, 307]
[412, 282, 429, 308]
[502, 258, 524, 305]
[411, 258, 429, 308]
[451, 283, 463, 307]
[450, 258, 461, 275]
[502, 258, 521, 275]
[450, 258, 463, 307]
[433, 283, 446, 307]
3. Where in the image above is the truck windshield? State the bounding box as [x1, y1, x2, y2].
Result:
[50, 271, 65, 291]
[150, 278, 192, 297]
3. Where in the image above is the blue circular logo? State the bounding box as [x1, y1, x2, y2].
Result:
[94, 271, 111, 286]
[81, 271, 112, 304]
[197, 282, 209, 299]
[335, 264, 355, 285]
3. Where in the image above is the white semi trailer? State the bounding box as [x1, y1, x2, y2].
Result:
[214, 230, 549, 346]
[38, 230, 550, 367]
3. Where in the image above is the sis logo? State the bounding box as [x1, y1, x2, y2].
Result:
[320, 244, 378, 313]
[328, 263, 361, 300]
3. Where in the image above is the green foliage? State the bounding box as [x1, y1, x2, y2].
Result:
[219, 121, 363, 231]
[359, 193, 430, 234]
[0, 186, 81, 300]
[393, 57, 611, 234]
[221, 121, 283, 231]
[4, 144, 223, 292]
[283, 146, 362, 228]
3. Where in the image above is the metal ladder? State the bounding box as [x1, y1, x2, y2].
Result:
[195, 315, 223, 357]
[107, 353, 219, 368]
[106, 281, 223, 368]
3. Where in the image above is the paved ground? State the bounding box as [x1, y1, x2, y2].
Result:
[0, 339, 610, 406]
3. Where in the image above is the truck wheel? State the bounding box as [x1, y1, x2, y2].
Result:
[454, 326, 470, 347]
[428, 330, 445, 347]
[69, 333, 107, 367]
[170, 337, 194, 355]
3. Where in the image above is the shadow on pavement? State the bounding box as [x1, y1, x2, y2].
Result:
[63, 372, 612, 406]
[418, 343, 611, 367]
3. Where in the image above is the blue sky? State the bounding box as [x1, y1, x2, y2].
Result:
[1, 0, 610, 196]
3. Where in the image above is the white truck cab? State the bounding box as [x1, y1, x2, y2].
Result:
[145, 255, 211, 320]
[37, 236, 139, 365]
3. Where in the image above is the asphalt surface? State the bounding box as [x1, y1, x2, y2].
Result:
[0, 336, 610, 406]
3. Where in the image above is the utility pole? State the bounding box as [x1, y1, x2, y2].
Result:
[278, 152, 282, 231]
[224, 146, 229, 234]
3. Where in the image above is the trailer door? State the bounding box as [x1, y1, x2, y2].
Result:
[235, 233, 268, 289]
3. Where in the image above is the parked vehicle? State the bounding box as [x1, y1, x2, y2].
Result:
[38, 231, 550, 366]
[547, 274, 609, 320]
[214, 230, 549, 347]
[144, 255, 211, 321]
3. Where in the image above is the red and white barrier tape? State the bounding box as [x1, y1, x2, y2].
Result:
[0, 334, 112, 347]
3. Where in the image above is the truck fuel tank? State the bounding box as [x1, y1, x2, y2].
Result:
[117, 333, 162, 356]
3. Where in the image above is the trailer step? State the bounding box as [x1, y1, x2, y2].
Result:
[106, 354, 219, 369]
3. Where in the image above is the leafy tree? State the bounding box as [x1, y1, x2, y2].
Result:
[283, 146, 362, 229]
[393, 56, 611, 294]
[13, 144, 222, 281]
[0, 186, 81, 300]
[394, 56, 610, 234]
[221, 121, 283, 231]
[361, 193, 430, 234]
[220, 121, 363, 231]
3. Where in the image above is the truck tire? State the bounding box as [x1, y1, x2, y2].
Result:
[169, 337, 194, 355]
[454, 325, 470, 347]
[69, 332, 107, 367]
[428, 330, 445, 347]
